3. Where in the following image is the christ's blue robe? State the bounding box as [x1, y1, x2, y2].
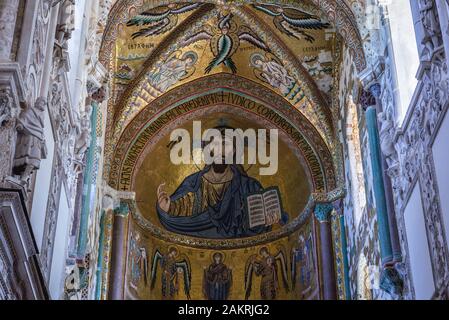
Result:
[156, 165, 271, 238]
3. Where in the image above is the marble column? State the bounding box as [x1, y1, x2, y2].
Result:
[94, 191, 116, 300]
[76, 99, 98, 256]
[314, 202, 337, 300]
[362, 86, 403, 295]
[99, 205, 114, 300]
[108, 202, 130, 300]
[363, 93, 393, 265]
[333, 199, 351, 300]
[0, 0, 20, 61]
[370, 84, 402, 263]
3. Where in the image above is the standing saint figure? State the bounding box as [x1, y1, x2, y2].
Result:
[291, 234, 315, 298]
[13, 98, 47, 183]
[129, 233, 148, 290]
[203, 252, 232, 300]
[251, 53, 295, 96]
[148, 51, 197, 92]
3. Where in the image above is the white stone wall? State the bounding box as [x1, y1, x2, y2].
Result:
[49, 186, 71, 299]
[432, 110, 449, 251]
[1, 0, 108, 300]
[403, 183, 435, 299]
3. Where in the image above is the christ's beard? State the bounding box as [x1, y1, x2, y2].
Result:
[212, 163, 228, 174]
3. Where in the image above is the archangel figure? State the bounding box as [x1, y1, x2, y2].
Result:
[244, 247, 289, 300]
[150, 247, 191, 300]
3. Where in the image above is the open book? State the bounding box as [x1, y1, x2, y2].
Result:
[246, 187, 283, 229]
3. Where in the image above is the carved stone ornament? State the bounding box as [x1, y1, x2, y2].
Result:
[56, 0, 75, 49]
[0, 88, 17, 126]
[0, 0, 20, 59]
[419, 0, 443, 60]
[378, 46, 449, 297]
[12, 98, 48, 184]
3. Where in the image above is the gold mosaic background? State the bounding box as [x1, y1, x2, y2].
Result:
[133, 112, 311, 227]
[125, 214, 320, 300]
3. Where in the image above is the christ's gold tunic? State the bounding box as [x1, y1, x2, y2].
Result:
[168, 175, 232, 217]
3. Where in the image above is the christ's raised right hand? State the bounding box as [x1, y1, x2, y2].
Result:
[157, 183, 170, 212]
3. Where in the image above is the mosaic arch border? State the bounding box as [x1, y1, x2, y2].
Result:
[108, 73, 337, 193]
[126, 196, 316, 250]
[105, 2, 334, 144]
[128, 103, 317, 193]
[100, 0, 365, 145]
[106, 76, 339, 249]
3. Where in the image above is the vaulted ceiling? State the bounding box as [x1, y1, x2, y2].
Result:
[99, 0, 366, 179]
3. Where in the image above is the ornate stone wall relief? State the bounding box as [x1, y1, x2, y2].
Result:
[0, 0, 20, 60]
[0, 88, 20, 184]
[375, 2, 449, 296]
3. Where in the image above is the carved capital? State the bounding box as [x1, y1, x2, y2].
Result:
[369, 83, 382, 99]
[86, 80, 107, 104]
[101, 182, 135, 213]
[114, 202, 130, 217]
[359, 89, 377, 110]
[314, 203, 334, 222]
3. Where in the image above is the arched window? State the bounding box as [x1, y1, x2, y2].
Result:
[385, 0, 420, 123]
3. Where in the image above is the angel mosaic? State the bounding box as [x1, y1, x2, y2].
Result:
[150, 247, 192, 300]
[147, 51, 198, 92]
[250, 53, 296, 96]
[180, 13, 271, 74]
[129, 233, 148, 290]
[126, 3, 204, 39]
[252, 4, 330, 43]
[301, 52, 333, 94]
[291, 233, 316, 297]
[244, 246, 289, 300]
[203, 252, 232, 300]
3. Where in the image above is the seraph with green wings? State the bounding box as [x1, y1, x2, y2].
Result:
[150, 247, 192, 299]
[252, 3, 330, 43]
[126, 3, 204, 39]
[180, 12, 271, 74]
[244, 246, 289, 300]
